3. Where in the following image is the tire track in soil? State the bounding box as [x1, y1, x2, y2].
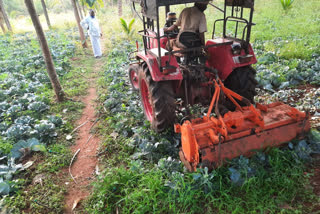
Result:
[64, 40, 105, 213]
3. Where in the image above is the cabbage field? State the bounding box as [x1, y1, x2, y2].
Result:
[0, 31, 75, 196]
[0, 0, 320, 213]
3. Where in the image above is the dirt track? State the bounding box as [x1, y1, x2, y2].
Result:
[64, 39, 105, 213]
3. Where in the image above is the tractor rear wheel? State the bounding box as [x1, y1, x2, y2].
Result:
[138, 64, 176, 132]
[128, 64, 140, 91]
[224, 66, 258, 108]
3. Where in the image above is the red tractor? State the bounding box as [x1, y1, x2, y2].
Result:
[129, 0, 310, 171]
[130, 0, 257, 132]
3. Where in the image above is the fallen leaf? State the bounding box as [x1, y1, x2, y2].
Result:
[32, 174, 46, 185]
[95, 165, 100, 175]
[22, 161, 34, 169]
[110, 132, 119, 140]
[279, 203, 293, 210]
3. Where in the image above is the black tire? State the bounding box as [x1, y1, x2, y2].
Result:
[128, 64, 140, 91]
[224, 66, 258, 108]
[138, 63, 176, 133]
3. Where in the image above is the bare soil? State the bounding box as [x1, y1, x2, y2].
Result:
[63, 86, 100, 213]
[63, 41, 105, 213]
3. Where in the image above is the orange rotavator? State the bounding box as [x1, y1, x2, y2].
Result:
[174, 79, 310, 171]
[129, 0, 310, 171]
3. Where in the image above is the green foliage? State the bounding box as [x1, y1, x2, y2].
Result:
[87, 148, 317, 213]
[3, 177, 66, 214]
[120, 18, 135, 38]
[80, 0, 104, 10]
[36, 143, 72, 173]
[0, 138, 13, 154]
[0, 30, 76, 201]
[3, 0, 73, 17]
[280, 0, 295, 10]
[10, 138, 46, 159]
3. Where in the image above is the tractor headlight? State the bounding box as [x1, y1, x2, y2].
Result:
[231, 44, 242, 55]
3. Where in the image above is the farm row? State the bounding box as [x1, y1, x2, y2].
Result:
[0, 31, 75, 196]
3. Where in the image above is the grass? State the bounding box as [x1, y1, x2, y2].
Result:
[0, 12, 77, 35]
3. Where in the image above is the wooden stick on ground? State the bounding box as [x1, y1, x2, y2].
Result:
[71, 121, 88, 135]
[85, 134, 93, 145]
[89, 119, 100, 130]
[69, 148, 81, 184]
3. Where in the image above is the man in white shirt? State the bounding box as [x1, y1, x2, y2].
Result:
[165, 1, 209, 49]
[80, 10, 102, 58]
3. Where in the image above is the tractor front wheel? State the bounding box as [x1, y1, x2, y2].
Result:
[138, 65, 176, 132]
[128, 64, 140, 91]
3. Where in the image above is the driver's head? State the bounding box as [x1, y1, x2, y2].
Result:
[167, 12, 177, 20]
[195, 1, 210, 12]
[89, 9, 95, 18]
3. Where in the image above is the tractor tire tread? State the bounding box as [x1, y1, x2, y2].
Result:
[139, 64, 176, 132]
[224, 66, 258, 106]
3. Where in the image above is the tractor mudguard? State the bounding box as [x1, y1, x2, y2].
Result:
[206, 38, 257, 80]
[137, 52, 183, 82]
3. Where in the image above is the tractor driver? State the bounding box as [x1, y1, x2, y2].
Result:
[164, 1, 209, 50]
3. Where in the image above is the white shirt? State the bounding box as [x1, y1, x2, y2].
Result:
[80, 16, 101, 37]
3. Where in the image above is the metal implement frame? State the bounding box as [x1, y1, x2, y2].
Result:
[131, 0, 255, 72]
[212, 0, 255, 53]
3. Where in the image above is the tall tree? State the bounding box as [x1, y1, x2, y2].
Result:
[79, 0, 104, 9]
[76, 0, 84, 19]
[0, 0, 12, 32]
[24, 0, 65, 102]
[0, 11, 6, 33]
[71, 0, 88, 48]
[41, 0, 51, 29]
[118, 0, 122, 16]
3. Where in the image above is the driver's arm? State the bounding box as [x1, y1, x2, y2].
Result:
[164, 24, 177, 32]
[164, 11, 182, 32]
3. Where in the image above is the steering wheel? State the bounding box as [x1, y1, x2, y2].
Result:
[167, 32, 179, 39]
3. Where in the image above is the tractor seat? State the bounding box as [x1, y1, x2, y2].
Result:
[173, 32, 204, 64]
[179, 32, 202, 49]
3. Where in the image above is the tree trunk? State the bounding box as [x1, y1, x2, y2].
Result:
[0, 0, 12, 32]
[71, 0, 88, 48]
[24, 0, 65, 102]
[41, 0, 51, 29]
[102, 0, 106, 7]
[0, 22, 5, 33]
[76, 0, 83, 20]
[0, 11, 6, 33]
[118, 0, 122, 17]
